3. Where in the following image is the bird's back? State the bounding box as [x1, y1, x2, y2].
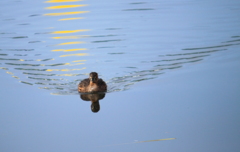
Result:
[97, 79, 107, 92]
[78, 78, 90, 92]
[78, 78, 107, 93]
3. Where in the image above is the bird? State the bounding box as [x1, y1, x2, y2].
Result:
[78, 72, 107, 93]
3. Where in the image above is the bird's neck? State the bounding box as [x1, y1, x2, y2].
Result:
[90, 81, 97, 85]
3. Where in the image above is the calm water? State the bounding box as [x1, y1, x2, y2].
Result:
[1, 0, 240, 151]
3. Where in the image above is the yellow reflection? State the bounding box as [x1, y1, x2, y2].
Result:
[54, 62, 84, 66]
[6, 71, 14, 75]
[51, 93, 60, 95]
[57, 41, 85, 45]
[136, 138, 176, 143]
[44, 11, 89, 16]
[46, 5, 87, 9]
[0, 67, 8, 70]
[72, 60, 86, 62]
[52, 48, 87, 52]
[52, 35, 89, 39]
[46, 67, 86, 71]
[60, 53, 88, 57]
[102, 138, 176, 147]
[59, 17, 84, 21]
[51, 29, 89, 34]
[69, 63, 84, 66]
[12, 76, 20, 79]
[57, 74, 80, 76]
[6, 71, 20, 79]
[36, 58, 55, 61]
[45, 0, 82, 3]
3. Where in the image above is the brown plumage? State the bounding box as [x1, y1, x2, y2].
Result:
[78, 72, 107, 93]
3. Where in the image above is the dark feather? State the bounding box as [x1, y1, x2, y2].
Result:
[79, 78, 90, 88]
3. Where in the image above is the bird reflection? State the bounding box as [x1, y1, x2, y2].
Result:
[80, 93, 106, 113]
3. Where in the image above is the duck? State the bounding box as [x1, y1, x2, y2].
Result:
[78, 72, 107, 93]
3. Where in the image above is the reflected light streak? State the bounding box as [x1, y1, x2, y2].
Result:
[52, 48, 87, 52]
[59, 17, 84, 21]
[6, 71, 20, 79]
[56, 63, 85, 66]
[57, 74, 80, 76]
[60, 53, 88, 57]
[102, 138, 176, 147]
[48, 62, 84, 66]
[0, 67, 8, 70]
[44, 11, 89, 16]
[6, 71, 14, 75]
[52, 35, 89, 39]
[46, 67, 86, 71]
[36, 58, 55, 61]
[45, 0, 82, 3]
[136, 138, 176, 143]
[51, 29, 89, 34]
[68, 63, 84, 66]
[45, 5, 87, 9]
[57, 41, 85, 45]
[72, 60, 86, 62]
[12, 76, 20, 79]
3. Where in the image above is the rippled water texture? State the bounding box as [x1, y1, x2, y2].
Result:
[0, 0, 240, 95]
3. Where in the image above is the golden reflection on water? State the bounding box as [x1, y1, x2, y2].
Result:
[45, 5, 87, 9]
[68, 63, 85, 66]
[72, 60, 86, 62]
[102, 138, 176, 147]
[135, 138, 176, 143]
[59, 53, 88, 57]
[46, 67, 86, 72]
[6, 71, 14, 75]
[36, 58, 55, 61]
[21, 0, 90, 94]
[51, 29, 89, 34]
[12, 76, 20, 79]
[45, 0, 82, 3]
[2, 0, 238, 96]
[56, 73, 81, 76]
[44, 11, 89, 16]
[59, 17, 84, 21]
[56, 41, 85, 45]
[6, 71, 20, 79]
[52, 35, 88, 39]
[0, 67, 8, 70]
[45, 0, 89, 75]
[52, 48, 87, 52]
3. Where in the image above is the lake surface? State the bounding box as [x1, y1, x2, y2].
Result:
[1, 0, 240, 151]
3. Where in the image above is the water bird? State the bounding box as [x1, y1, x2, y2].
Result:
[78, 72, 107, 93]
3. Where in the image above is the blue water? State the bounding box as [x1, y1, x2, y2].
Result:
[0, 0, 240, 151]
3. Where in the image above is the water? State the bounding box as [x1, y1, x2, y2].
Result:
[1, 0, 240, 151]
[1, 0, 239, 95]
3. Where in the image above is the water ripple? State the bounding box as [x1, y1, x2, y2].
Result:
[0, 0, 240, 95]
